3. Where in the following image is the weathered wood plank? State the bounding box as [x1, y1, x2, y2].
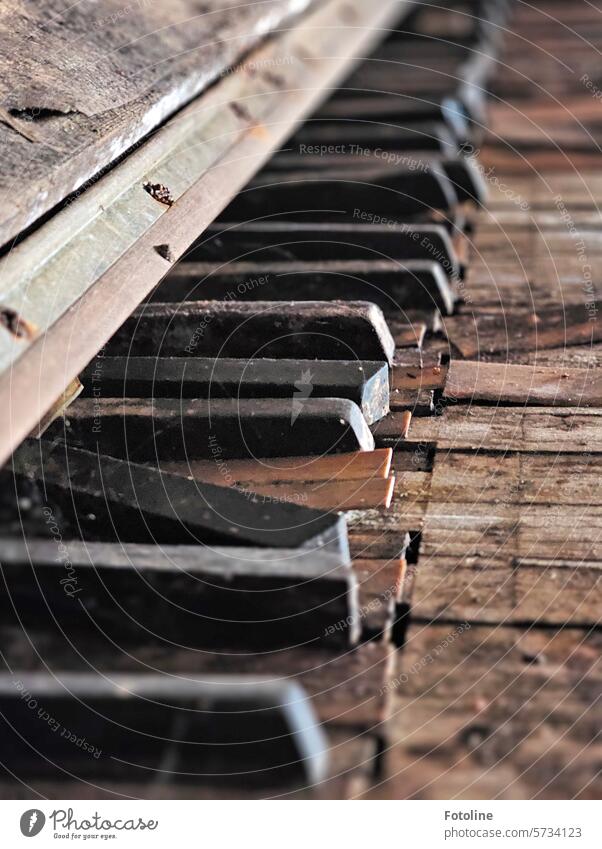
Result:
[0, 0, 315, 245]
[161, 449, 393, 486]
[409, 500, 602, 625]
[371, 625, 602, 799]
[445, 360, 602, 406]
[398, 406, 602, 453]
[163, 467, 396, 511]
[427, 451, 602, 507]
[393, 361, 447, 392]
[501, 342, 602, 368]
[513, 557, 602, 625]
[443, 306, 601, 357]
[80, 356, 390, 425]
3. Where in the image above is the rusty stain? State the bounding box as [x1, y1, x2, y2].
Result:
[0, 308, 37, 340]
[143, 181, 174, 206]
[249, 123, 270, 141]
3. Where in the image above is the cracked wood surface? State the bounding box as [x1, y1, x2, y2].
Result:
[0, 0, 314, 246]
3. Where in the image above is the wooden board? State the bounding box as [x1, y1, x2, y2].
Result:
[407, 494, 602, 626]
[393, 360, 447, 392]
[0, 0, 314, 245]
[443, 306, 602, 358]
[163, 466, 396, 511]
[426, 450, 602, 507]
[445, 360, 602, 406]
[369, 625, 602, 799]
[394, 405, 602, 453]
[160, 449, 393, 486]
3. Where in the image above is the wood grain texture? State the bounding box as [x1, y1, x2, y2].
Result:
[161, 449, 393, 485]
[182, 475, 397, 511]
[398, 405, 602, 453]
[445, 360, 602, 406]
[443, 307, 601, 358]
[408, 483, 602, 626]
[0, 0, 314, 245]
[369, 625, 602, 799]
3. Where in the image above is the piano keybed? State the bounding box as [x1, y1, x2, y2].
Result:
[3, 0, 601, 801]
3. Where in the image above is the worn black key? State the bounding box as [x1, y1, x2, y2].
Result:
[106, 300, 396, 364]
[11, 439, 351, 553]
[316, 95, 472, 143]
[0, 672, 329, 785]
[220, 161, 459, 220]
[160, 259, 455, 314]
[289, 121, 459, 154]
[0, 538, 359, 649]
[55, 396, 376, 459]
[188, 221, 459, 279]
[262, 153, 487, 206]
[80, 357, 390, 425]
